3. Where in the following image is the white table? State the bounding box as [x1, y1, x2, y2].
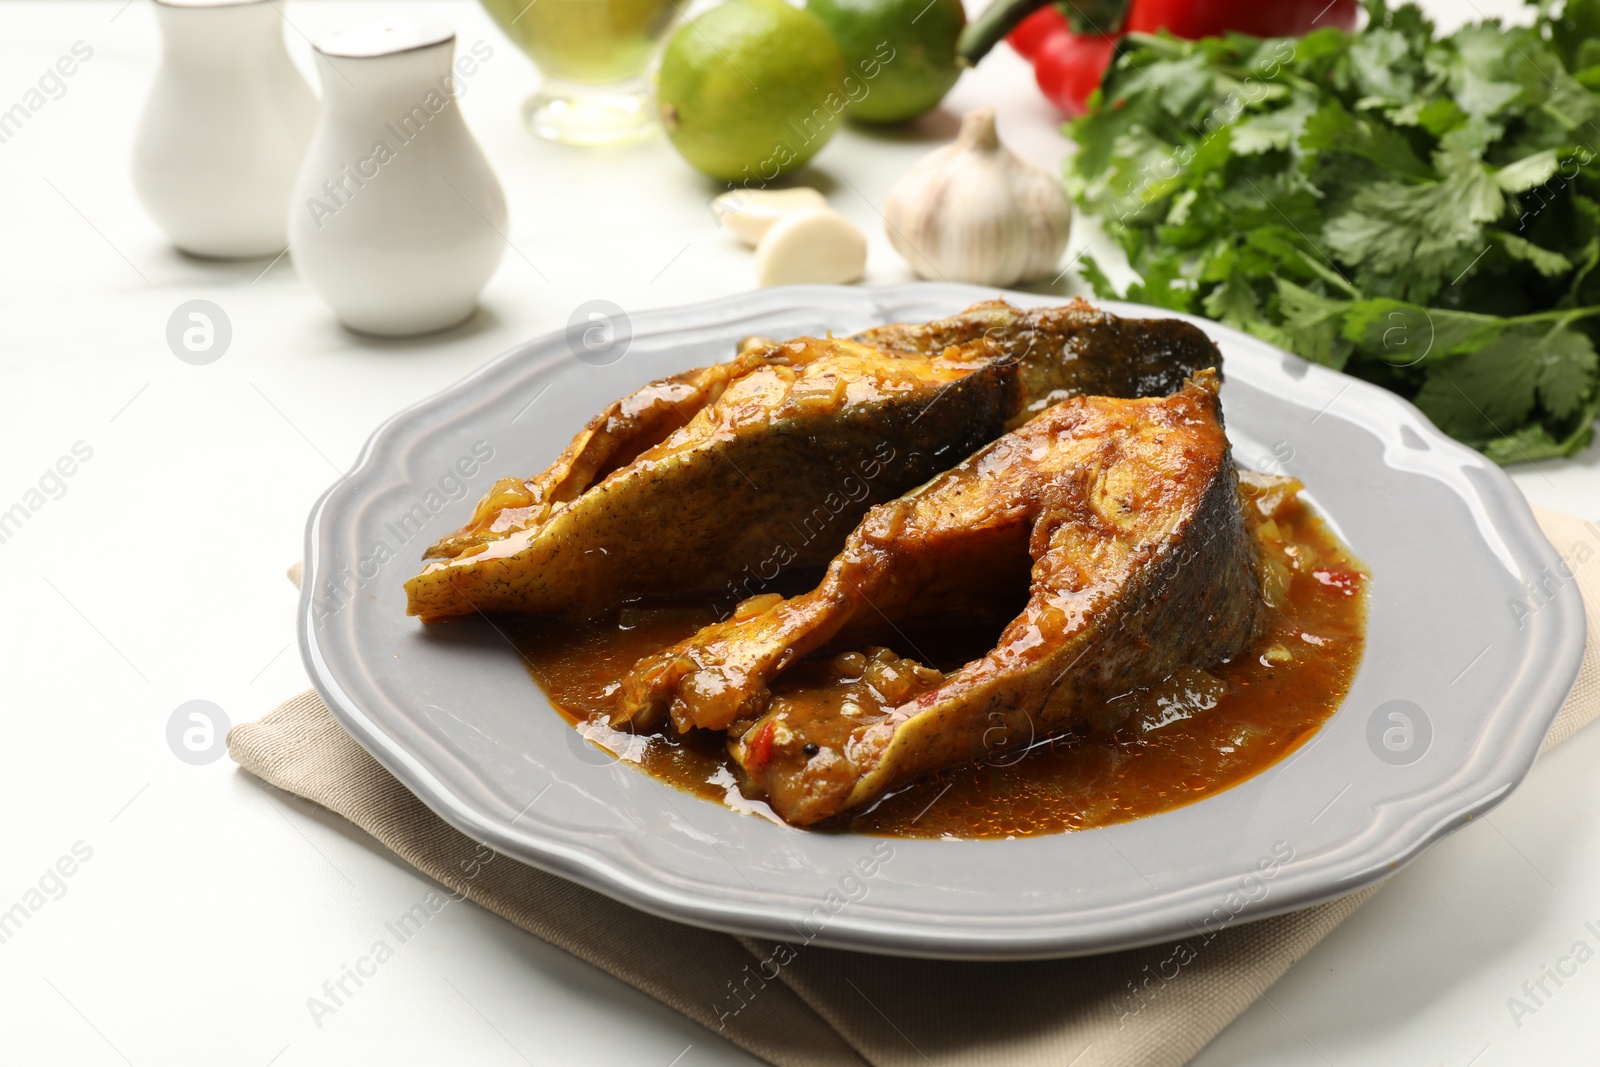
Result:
[2, 1, 1596, 1064]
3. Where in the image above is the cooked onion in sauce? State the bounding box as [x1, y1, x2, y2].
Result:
[512, 477, 1365, 839]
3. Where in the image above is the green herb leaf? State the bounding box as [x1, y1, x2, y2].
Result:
[1275, 280, 1352, 369]
[1065, 5, 1600, 463]
[1482, 390, 1599, 461]
[1340, 299, 1503, 362]
[1233, 97, 1317, 156]
[1491, 231, 1573, 277]
[1075, 255, 1124, 301]
[1300, 99, 1433, 178]
[1414, 331, 1542, 439]
[1534, 325, 1599, 419]
[1495, 149, 1562, 193]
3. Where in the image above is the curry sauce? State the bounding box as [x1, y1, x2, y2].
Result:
[513, 480, 1366, 839]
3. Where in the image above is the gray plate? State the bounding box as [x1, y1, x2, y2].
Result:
[300, 284, 1586, 960]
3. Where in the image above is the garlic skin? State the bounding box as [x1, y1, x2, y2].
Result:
[883, 109, 1072, 287]
[754, 209, 867, 287]
[713, 187, 829, 247]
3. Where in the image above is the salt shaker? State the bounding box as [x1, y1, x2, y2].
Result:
[133, 0, 316, 259]
[288, 15, 508, 337]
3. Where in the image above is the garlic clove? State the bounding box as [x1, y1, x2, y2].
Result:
[713, 187, 831, 247]
[883, 108, 1072, 288]
[754, 209, 868, 287]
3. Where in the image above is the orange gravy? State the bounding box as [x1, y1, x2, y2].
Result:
[511, 489, 1366, 839]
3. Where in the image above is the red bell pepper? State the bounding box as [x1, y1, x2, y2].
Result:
[743, 718, 776, 774]
[1124, 0, 1359, 38]
[1033, 31, 1119, 116]
[1006, 4, 1069, 60]
[959, 0, 1358, 116]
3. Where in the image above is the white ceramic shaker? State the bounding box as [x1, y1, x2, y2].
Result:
[288, 15, 508, 337]
[133, 0, 316, 258]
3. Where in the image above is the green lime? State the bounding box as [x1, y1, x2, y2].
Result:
[807, 0, 964, 124]
[657, 0, 847, 183]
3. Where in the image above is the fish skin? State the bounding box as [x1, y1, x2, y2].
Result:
[853, 297, 1224, 429]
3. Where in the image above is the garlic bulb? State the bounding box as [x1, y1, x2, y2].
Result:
[883, 109, 1072, 287]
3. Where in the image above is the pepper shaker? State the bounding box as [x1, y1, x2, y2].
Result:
[288, 15, 508, 337]
[133, 0, 316, 259]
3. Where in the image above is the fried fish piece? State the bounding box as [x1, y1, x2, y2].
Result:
[406, 337, 1017, 620]
[405, 299, 1223, 621]
[614, 371, 1262, 827]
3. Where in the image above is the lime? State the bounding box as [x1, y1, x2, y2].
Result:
[657, 0, 847, 182]
[807, 0, 964, 124]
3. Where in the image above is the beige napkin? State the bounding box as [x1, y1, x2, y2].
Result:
[231, 506, 1600, 1067]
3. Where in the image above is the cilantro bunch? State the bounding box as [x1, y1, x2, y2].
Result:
[1067, 0, 1600, 462]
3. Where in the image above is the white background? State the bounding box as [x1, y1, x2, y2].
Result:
[1, 0, 1598, 1064]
